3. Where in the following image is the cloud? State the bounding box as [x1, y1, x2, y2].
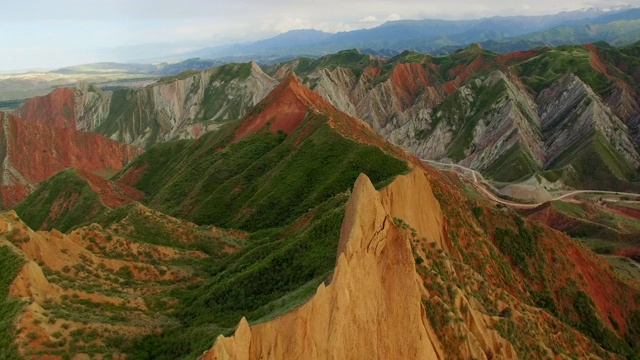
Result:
[359, 16, 379, 22]
[384, 13, 401, 21]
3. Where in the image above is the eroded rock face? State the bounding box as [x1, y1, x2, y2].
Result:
[201, 165, 640, 360]
[16, 88, 76, 129]
[74, 62, 279, 148]
[202, 170, 444, 360]
[0, 112, 141, 208]
[539, 73, 640, 168]
[201, 169, 524, 360]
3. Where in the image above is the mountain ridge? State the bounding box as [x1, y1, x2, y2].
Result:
[181, 6, 640, 61]
[3, 65, 640, 359]
[20, 42, 640, 193]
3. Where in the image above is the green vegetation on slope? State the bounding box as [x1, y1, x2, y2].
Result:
[269, 49, 378, 78]
[89, 203, 241, 257]
[515, 46, 614, 96]
[484, 142, 540, 182]
[431, 44, 496, 81]
[14, 169, 106, 232]
[431, 175, 640, 357]
[558, 132, 640, 192]
[107, 108, 409, 358]
[551, 200, 640, 244]
[194, 63, 254, 122]
[120, 193, 350, 359]
[121, 113, 409, 232]
[0, 245, 25, 360]
[428, 74, 540, 181]
[95, 62, 257, 148]
[445, 77, 508, 161]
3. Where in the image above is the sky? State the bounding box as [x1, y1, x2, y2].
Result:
[1, 0, 638, 71]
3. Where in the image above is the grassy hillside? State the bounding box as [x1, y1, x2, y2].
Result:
[121, 193, 350, 359]
[0, 245, 24, 360]
[118, 113, 409, 232]
[552, 131, 640, 192]
[264, 49, 379, 77]
[14, 169, 107, 232]
[515, 46, 614, 95]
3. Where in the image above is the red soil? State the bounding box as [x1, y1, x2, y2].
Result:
[586, 44, 611, 76]
[0, 113, 142, 208]
[0, 185, 29, 209]
[520, 203, 583, 232]
[17, 87, 76, 129]
[76, 169, 146, 207]
[605, 203, 640, 221]
[585, 43, 638, 109]
[362, 66, 381, 78]
[566, 241, 627, 332]
[442, 81, 458, 95]
[441, 55, 492, 95]
[117, 163, 149, 188]
[234, 74, 318, 140]
[234, 72, 409, 161]
[388, 62, 432, 109]
[496, 49, 541, 63]
[615, 247, 640, 258]
[449, 56, 486, 81]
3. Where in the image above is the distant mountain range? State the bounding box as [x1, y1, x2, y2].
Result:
[45, 6, 640, 80]
[180, 6, 640, 61]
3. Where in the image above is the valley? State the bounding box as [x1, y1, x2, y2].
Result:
[2, 9, 640, 359]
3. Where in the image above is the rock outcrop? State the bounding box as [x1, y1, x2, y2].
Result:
[202, 170, 446, 360]
[21, 45, 640, 188]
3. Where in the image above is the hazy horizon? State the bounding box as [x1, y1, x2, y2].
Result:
[1, 0, 639, 72]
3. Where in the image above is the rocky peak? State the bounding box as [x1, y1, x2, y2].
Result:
[233, 70, 376, 143]
[233, 71, 325, 140]
[202, 171, 445, 360]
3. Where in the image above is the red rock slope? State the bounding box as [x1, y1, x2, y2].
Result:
[16, 87, 76, 129]
[232, 72, 407, 160]
[0, 112, 142, 208]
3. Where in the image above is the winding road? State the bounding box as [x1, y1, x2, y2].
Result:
[421, 159, 640, 209]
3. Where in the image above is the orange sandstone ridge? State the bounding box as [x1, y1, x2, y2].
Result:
[201, 169, 516, 360]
